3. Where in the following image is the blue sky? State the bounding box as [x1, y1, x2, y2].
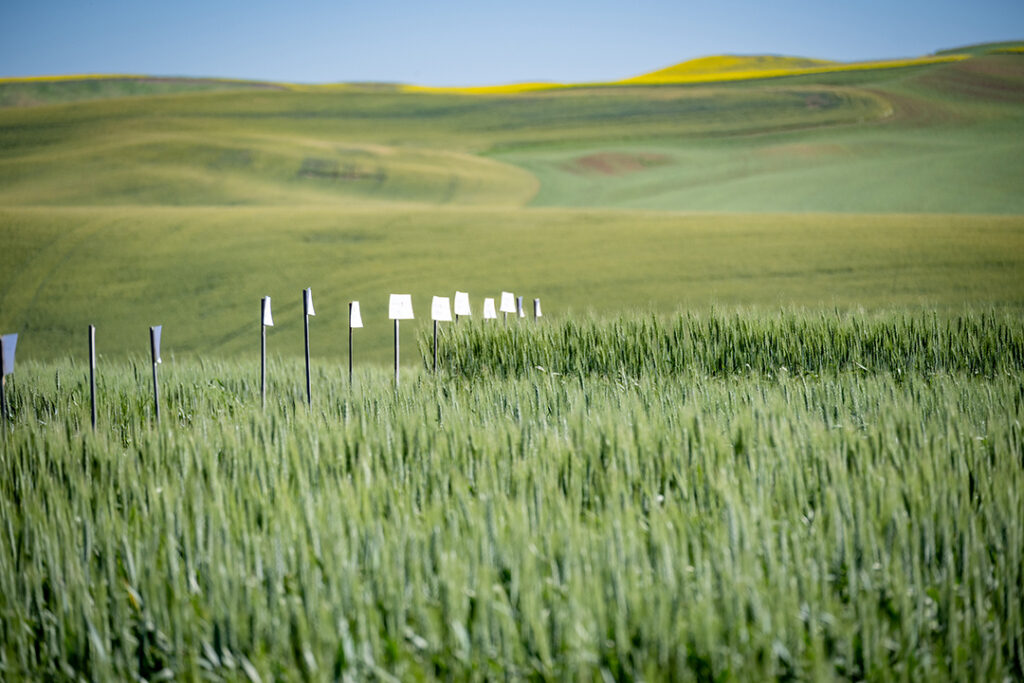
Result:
[2, 0, 1022, 85]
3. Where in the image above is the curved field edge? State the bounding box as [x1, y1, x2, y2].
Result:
[486, 56, 1024, 213]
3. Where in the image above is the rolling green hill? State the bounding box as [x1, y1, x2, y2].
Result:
[1, 45, 1023, 363]
[0, 75, 281, 108]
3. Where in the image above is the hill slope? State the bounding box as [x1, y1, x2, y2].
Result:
[615, 53, 966, 85]
[494, 53, 1024, 213]
[1, 46, 1023, 362]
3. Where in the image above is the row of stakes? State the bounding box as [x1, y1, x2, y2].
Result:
[0, 290, 543, 429]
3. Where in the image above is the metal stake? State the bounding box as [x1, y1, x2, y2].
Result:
[0, 338, 6, 427]
[150, 326, 160, 424]
[394, 319, 400, 387]
[89, 325, 97, 430]
[260, 297, 267, 409]
[303, 292, 311, 407]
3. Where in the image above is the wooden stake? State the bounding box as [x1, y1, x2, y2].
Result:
[433, 320, 438, 373]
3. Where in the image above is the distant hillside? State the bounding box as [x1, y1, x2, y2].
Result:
[0, 75, 283, 108]
[403, 43, 1022, 94]
[2, 49, 1022, 212]
[935, 41, 1024, 56]
[616, 53, 971, 86]
[4, 42, 1021, 104]
[621, 55, 835, 83]
[1, 44, 1023, 363]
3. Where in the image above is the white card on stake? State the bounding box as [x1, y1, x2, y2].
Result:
[534, 298, 542, 318]
[1, 333, 17, 375]
[517, 296, 525, 317]
[454, 291, 471, 316]
[499, 291, 516, 313]
[431, 296, 452, 322]
[483, 298, 497, 319]
[389, 294, 414, 320]
[151, 325, 162, 364]
[304, 288, 315, 316]
[262, 297, 274, 326]
[349, 301, 363, 328]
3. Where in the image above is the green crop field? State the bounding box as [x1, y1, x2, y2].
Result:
[2, 43, 1024, 681]
[1, 313, 1022, 680]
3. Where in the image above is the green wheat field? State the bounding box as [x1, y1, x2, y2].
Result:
[1, 43, 1023, 680]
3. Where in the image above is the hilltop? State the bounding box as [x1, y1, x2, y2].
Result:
[614, 53, 967, 86]
[620, 54, 837, 83]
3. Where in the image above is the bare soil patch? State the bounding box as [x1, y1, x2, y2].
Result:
[564, 152, 672, 175]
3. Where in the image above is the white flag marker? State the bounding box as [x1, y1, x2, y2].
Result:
[0, 334, 16, 424]
[483, 298, 497, 320]
[534, 298, 543, 320]
[517, 296, 526, 318]
[151, 325, 162, 364]
[388, 294, 414, 320]
[500, 291, 515, 325]
[262, 296, 274, 326]
[1, 334, 17, 376]
[454, 291, 471, 318]
[349, 301, 363, 328]
[431, 296, 453, 322]
[389, 294, 414, 386]
[304, 288, 315, 317]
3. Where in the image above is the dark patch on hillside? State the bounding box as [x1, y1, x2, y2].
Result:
[208, 148, 254, 170]
[914, 55, 1024, 103]
[563, 152, 671, 175]
[302, 230, 384, 244]
[297, 157, 386, 182]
